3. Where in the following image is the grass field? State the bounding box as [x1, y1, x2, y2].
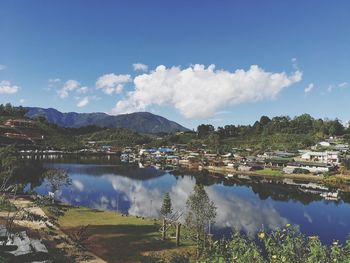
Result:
[46, 206, 194, 263]
[254, 168, 284, 176]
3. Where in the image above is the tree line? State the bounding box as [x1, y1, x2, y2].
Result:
[0, 103, 27, 117]
[197, 114, 347, 139]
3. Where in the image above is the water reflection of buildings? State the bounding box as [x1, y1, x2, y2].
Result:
[211, 173, 346, 204]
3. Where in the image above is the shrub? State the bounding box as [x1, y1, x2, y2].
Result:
[201, 225, 350, 262]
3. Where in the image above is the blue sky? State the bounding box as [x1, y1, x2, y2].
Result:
[0, 0, 349, 129]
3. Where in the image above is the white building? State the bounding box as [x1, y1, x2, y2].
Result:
[300, 151, 340, 164]
[318, 141, 331, 147]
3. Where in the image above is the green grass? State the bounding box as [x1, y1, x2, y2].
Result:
[255, 168, 284, 177]
[45, 205, 194, 262]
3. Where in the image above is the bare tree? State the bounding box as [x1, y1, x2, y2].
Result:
[44, 169, 71, 203]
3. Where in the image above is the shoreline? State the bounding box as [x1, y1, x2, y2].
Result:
[178, 164, 350, 191]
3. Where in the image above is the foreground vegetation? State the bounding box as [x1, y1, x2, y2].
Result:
[201, 225, 350, 263]
[41, 204, 350, 263]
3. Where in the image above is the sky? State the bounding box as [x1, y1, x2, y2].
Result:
[0, 0, 350, 129]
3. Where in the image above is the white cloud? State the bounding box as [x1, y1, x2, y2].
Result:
[338, 82, 348, 88]
[0, 65, 6, 71]
[76, 96, 94, 108]
[112, 64, 302, 118]
[327, 82, 348, 93]
[58, 79, 80, 98]
[303, 212, 313, 223]
[72, 180, 84, 191]
[0, 80, 20, 94]
[96, 73, 131, 95]
[48, 78, 61, 83]
[46, 78, 61, 91]
[77, 86, 89, 94]
[304, 83, 314, 94]
[206, 186, 288, 236]
[291, 58, 298, 70]
[78, 174, 288, 235]
[133, 63, 148, 72]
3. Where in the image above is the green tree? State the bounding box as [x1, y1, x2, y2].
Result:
[197, 124, 215, 138]
[205, 133, 220, 153]
[160, 192, 173, 218]
[259, 115, 271, 126]
[328, 119, 344, 136]
[185, 184, 217, 260]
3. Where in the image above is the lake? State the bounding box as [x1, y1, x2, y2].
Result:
[30, 156, 350, 245]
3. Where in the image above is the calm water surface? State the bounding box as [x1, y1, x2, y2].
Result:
[32, 157, 350, 245]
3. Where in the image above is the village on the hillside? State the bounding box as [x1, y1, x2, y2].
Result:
[3, 118, 349, 178]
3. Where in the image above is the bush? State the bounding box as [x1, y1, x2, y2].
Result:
[201, 225, 350, 262]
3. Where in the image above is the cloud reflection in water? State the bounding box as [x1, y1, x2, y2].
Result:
[57, 172, 288, 236]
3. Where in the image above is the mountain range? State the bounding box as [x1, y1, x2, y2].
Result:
[25, 107, 189, 134]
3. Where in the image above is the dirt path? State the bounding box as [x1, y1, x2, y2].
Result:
[0, 196, 106, 263]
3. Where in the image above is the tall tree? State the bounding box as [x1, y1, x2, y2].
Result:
[160, 192, 173, 218]
[259, 115, 271, 126]
[197, 124, 215, 138]
[185, 184, 217, 260]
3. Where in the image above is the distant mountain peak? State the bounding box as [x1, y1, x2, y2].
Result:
[25, 107, 189, 134]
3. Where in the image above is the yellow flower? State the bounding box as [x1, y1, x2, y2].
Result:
[281, 256, 286, 262]
[333, 241, 338, 246]
[272, 255, 277, 260]
[286, 223, 291, 227]
[258, 232, 265, 239]
[309, 236, 318, 240]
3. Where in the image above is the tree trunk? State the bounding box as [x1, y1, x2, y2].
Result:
[162, 218, 166, 240]
[176, 224, 180, 247]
